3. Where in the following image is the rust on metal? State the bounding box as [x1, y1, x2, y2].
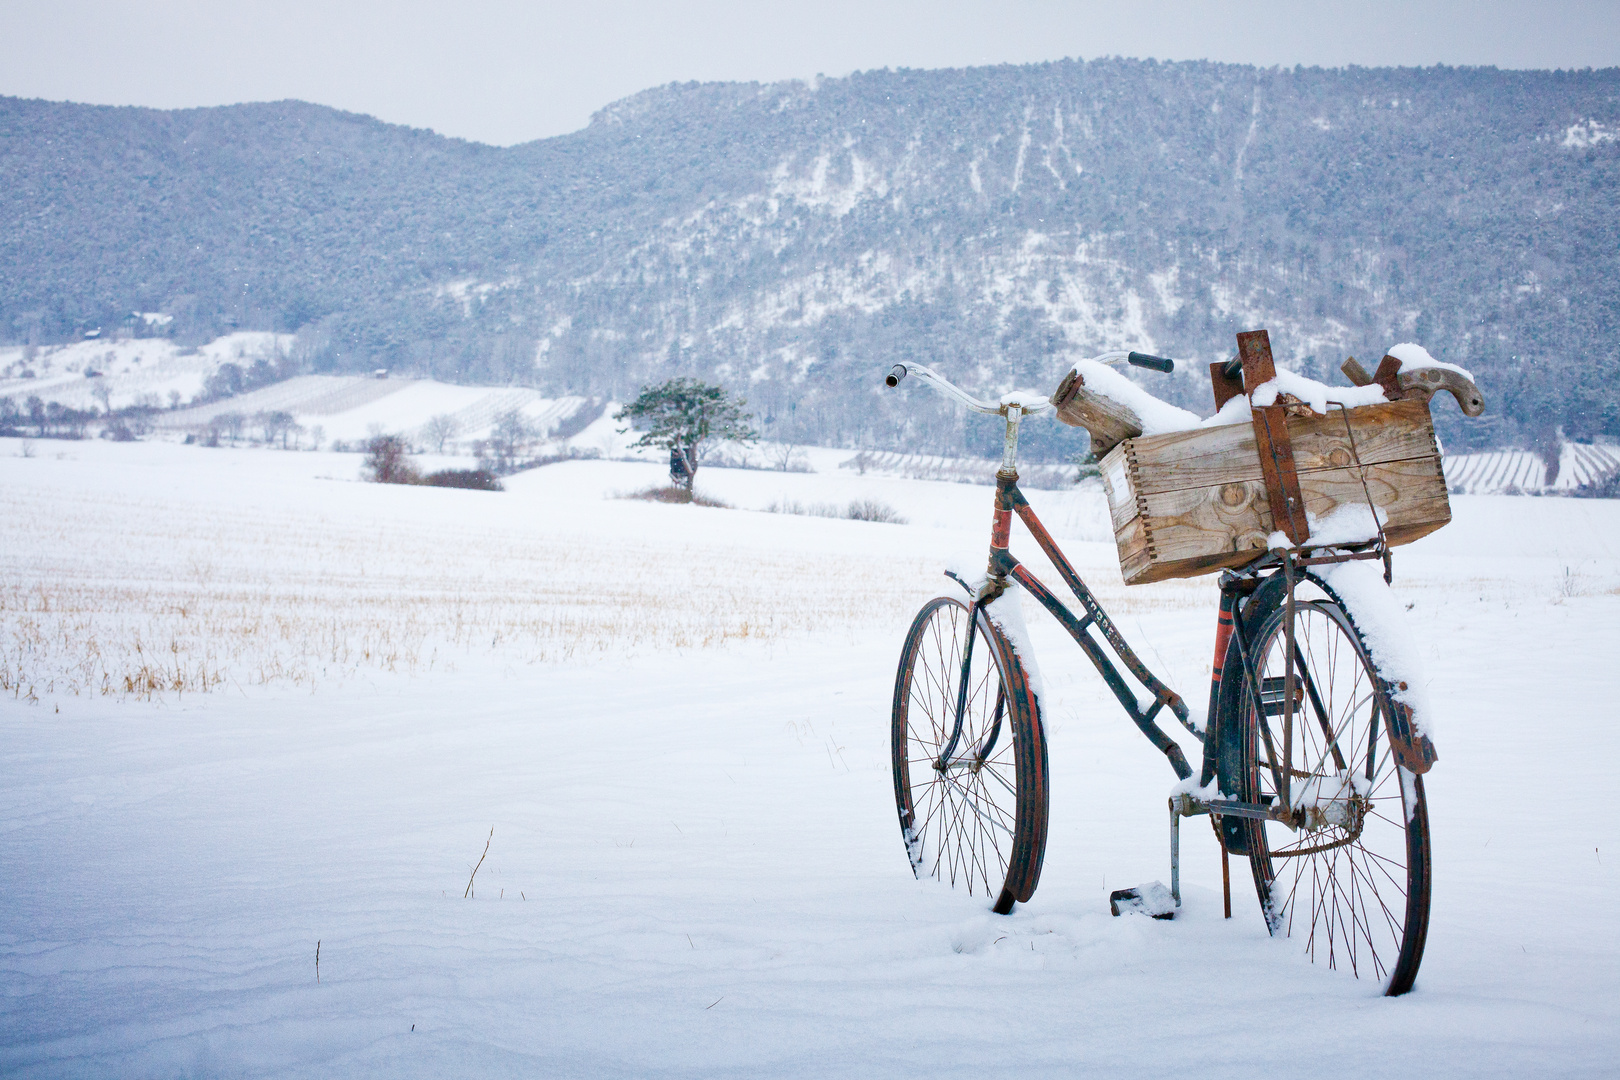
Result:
[1210, 595, 1236, 703]
[1237, 329, 1311, 546]
[1373, 354, 1404, 400]
[1216, 819, 1232, 920]
[1236, 329, 1278, 390]
[1209, 359, 1245, 411]
[1385, 700, 1439, 774]
[990, 505, 1012, 550]
[1252, 405, 1312, 545]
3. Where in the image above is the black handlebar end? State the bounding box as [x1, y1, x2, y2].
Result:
[885, 364, 908, 388]
[1127, 351, 1175, 373]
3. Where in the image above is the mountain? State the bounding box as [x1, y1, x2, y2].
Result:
[3, 58, 1618, 456]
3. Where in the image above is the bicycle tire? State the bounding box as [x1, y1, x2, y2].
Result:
[1217, 572, 1432, 995]
[891, 595, 1049, 914]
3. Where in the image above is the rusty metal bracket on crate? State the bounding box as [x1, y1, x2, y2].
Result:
[1236, 330, 1312, 547]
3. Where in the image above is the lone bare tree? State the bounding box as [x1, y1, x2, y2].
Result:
[614, 379, 757, 496]
[424, 413, 461, 453]
[475, 409, 536, 474]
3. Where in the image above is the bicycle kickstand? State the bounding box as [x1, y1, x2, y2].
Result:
[1161, 794, 1231, 919]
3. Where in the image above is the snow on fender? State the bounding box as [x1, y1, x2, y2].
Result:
[1318, 559, 1440, 775]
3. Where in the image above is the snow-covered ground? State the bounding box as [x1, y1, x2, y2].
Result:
[154, 377, 598, 452]
[0, 333, 294, 412]
[2, 437, 1618, 1077]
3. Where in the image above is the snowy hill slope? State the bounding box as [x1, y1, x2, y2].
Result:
[5, 66, 1618, 456]
[1443, 443, 1620, 494]
[154, 374, 594, 449]
[0, 332, 291, 411]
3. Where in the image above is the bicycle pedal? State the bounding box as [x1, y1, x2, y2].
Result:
[1109, 881, 1176, 919]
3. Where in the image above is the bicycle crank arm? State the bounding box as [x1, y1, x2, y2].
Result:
[1187, 795, 1360, 833]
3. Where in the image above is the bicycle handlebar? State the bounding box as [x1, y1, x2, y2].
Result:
[884, 362, 1043, 415]
[885, 350, 1176, 414]
[1126, 351, 1175, 373]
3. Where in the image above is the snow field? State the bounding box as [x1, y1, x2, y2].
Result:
[0, 442, 946, 699]
[1, 438, 1618, 1077]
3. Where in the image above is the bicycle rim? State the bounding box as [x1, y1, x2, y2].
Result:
[891, 595, 1048, 913]
[1233, 578, 1432, 995]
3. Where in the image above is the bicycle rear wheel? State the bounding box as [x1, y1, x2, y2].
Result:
[891, 595, 1048, 914]
[1222, 574, 1432, 995]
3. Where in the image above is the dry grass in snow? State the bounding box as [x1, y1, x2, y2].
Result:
[0, 448, 945, 700]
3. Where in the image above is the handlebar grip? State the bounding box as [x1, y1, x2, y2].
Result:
[885, 364, 908, 388]
[1126, 351, 1175, 373]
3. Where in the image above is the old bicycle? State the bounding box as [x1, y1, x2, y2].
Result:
[886, 330, 1465, 996]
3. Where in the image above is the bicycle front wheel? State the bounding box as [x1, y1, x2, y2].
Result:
[1225, 575, 1432, 995]
[891, 595, 1048, 914]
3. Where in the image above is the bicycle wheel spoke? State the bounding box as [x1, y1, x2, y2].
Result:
[892, 595, 1046, 913]
[1234, 588, 1430, 995]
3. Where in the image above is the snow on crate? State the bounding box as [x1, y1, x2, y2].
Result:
[1063, 341, 1465, 443]
[1387, 342, 1474, 380]
[1265, 503, 1388, 551]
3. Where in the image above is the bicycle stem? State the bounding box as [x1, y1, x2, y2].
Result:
[1000, 406, 1023, 476]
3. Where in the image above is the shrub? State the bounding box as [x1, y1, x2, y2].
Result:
[363, 434, 420, 485]
[422, 469, 504, 491]
[845, 499, 907, 523]
[1571, 470, 1620, 499]
[621, 485, 730, 508]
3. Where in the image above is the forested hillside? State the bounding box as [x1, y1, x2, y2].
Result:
[3, 58, 1617, 455]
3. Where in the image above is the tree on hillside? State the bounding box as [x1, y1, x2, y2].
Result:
[475, 409, 537, 475]
[256, 410, 297, 447]
[424, 413, 460, 453]
[614, 379, 757, 494]
[363, 433, 419, 485]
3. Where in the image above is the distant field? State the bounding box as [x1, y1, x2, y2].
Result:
[0, 441, 954, 700]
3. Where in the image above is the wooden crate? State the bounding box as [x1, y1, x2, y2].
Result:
[1098, 398, 1452, 585]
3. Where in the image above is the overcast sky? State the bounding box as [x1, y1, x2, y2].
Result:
[2, 0, 1616, 146]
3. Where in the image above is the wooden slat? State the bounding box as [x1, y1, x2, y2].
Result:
[1123, 399, 1438, 496]
[1113, 514, 1154, 584]
[1098, 441, 1140, 537]
[1114, 456, 1451, 585]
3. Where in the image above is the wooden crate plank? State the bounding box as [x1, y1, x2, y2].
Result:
[1124, 457, 1450, 584]
[1098, 441, 1140, 537]
[1113, 515, 1154, 584]
[1125, 399, 1438, 496]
